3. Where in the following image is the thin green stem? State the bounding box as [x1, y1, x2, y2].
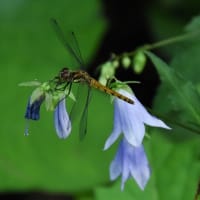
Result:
[143, 29, 200, 51]
[114, 29, 200, 60]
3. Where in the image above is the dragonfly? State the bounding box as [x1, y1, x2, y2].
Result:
[51, 19, 134, 139]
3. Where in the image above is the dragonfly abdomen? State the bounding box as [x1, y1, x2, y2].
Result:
[89, 78, 134, 104]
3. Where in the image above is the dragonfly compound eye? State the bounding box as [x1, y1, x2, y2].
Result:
[60, 67, 70, 80]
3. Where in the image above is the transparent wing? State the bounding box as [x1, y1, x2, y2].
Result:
[79, 86, 92, 140]
[50, 18, 85, 67]
[51, 18, 91, 139]
[70, 85, 84, 122]
[70, 84, 92, 140]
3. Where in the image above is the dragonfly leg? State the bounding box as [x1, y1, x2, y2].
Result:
[54, 80, 69, 90]
[54, 81, 72, 98]
[65, 81, 73, 97]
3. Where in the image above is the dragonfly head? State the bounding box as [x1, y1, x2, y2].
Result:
[59, 67, 71, 81]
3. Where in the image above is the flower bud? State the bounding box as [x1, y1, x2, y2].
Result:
[133, 51, 146, 74]
[112, 60, 119, 68]
[122, 56, 131, 69]
[99, 62, 116, 85]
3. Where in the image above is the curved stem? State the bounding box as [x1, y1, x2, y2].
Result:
[114, 29, 200, 60]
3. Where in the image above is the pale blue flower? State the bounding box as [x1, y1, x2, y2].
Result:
[110, 138, 150, 190]
[54, 98, 71, 139]
[104, 89, 171, 150]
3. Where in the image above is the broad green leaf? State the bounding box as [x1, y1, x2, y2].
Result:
[185, 15, 200, 32]
[148, 16, 200, 141]
[145, 51, 200, 127]
[170, 16, 200, 85]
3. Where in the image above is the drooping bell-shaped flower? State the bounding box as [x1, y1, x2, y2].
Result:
[24, 87, 45, 136]
[25, 96, 44, 120]
[104, 89, 171, 150]
[54, 98, 71, 139]
[24, 87, 45, 120]
[110, 138, 150, 190]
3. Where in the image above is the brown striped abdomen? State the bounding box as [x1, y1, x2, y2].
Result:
[89, 78, 134, 104]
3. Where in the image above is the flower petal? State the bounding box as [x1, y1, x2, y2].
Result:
[54, 99, 71, 139]
[110, 141, 123, 180]
[143, 113, 171, 129]
[120, 107, 145, 146]
[109, 138, 151, 191]
[116, 89, 170, 146]
[25, 96, 44, 120]
[104, 101, 122, 150]
[104, 129, 121, 150]
[106, 88, 170, 190]
[129, 144, 151, 190]
[121, 142, 131, 190]
[115, 94, 145, 146]
[130, 93, 171, 130]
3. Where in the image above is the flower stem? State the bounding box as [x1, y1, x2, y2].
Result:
[115, 29, 200, 60]
[143, 29, 200, 51]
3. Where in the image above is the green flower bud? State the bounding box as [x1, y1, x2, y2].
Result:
[112, 60, 119, 68]
[102, 62, 115, 76]
[99, 61, 116, 85]
[122, 56, 131, 69]
[133, 51, 146, 74]
[99, 76, 107, 86]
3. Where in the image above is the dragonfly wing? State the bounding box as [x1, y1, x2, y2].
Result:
[79, 85, 92, 140]
[51, 18, 85, 67]
[70, 84, 83, 122]
[70, 83, 92, 139]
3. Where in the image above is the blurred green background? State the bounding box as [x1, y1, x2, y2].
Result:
[0, 0, 200, 199]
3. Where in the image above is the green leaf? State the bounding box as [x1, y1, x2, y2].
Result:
[185, 15, 200, 32]
[145, 51, 200, 126]
[148, 16, 200, 140]
[18, 80, 41, 87]
[44, 92, 54, 111]
[170, 16, 200, 85]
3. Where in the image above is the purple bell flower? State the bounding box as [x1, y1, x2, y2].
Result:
[54, 98, 71, 139]
[25, 96, 44, 120]
[104, 88, 171, 190]
[104, 89, 171, 150]
[110, 138, 150, 190]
